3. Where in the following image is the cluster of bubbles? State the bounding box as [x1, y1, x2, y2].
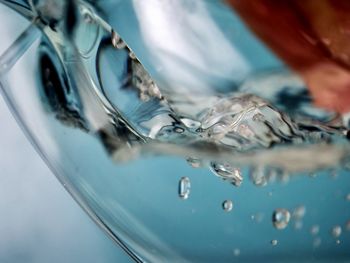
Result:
[178, 174, 350, 248]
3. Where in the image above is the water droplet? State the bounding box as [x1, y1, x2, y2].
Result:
[178, 177, 191, 200]
[336, 239, 341, 245]
[271, 239, 278, 246]
[310, 225, 320, 235]
[233, 248, 240, 256]
[292, 205, 306, 220]
[222, 200, 233, 212]
[331, 225, 342, 238]
[313, 237, 322, 248]
[272, 208, 291, 230]
[210, 162, 243, 187]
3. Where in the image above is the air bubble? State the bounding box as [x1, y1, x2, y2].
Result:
[233, 248, 240, 256]
[272, 208, 291, 230]
[313, 237, 322, 248]
[174, 127, 185, 133]
[310, 225, 320, 235]
[271, 239, 278, 246]
[294, 220, 303, 230]
[292, 205, 306, 220]
[331, 225, 342, 238]
[346, 220, 350, 231]
[251, 212, 264, 223]
[178, 177, 191, 200]
[222, 200, 233, 212]
[210, 162, 243, 187]
[279, 171, 290, 184]
[346, 193, 350, 201]
[250, 166, 267, 187]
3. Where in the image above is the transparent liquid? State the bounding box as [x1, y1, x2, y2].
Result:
[1, 0, 350, 262]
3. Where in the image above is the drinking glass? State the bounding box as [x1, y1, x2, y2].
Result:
[0, 1, 349, 262]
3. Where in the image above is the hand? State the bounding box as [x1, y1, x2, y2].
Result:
[227, 0, 350, 113]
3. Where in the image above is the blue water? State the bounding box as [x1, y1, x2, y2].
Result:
[1, 0, 350, 262]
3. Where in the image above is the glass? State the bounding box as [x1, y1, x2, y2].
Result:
[0, 0, 349, 262]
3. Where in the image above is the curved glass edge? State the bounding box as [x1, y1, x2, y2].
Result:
[0, 1, 144, 262]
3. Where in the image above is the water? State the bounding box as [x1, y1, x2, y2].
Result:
[1, 0, 350, 262]
[89, 1, 350, 178]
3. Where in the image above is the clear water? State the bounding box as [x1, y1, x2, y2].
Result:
[1, 0, 350, 262]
